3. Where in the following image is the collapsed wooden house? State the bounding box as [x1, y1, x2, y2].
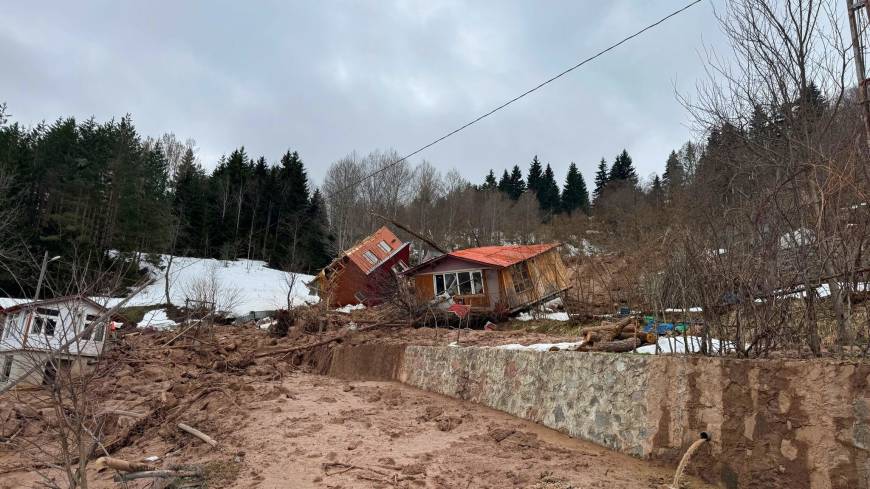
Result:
[309, 226, 411, 307]
[402, 243, 571, 313]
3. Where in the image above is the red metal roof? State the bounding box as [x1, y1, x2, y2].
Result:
[403, 243, 561, 275]
[344, 226, 407, 274]
[449, 243, 560, 267]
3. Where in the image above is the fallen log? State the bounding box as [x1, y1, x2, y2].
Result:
[94, 456, 154, 473]
[114, 469, 200, 482]
[579, 317, 636, 336]
[587, 338, 641, 353]
[616, 330, 648, 341]
[177, 423, 217, 447]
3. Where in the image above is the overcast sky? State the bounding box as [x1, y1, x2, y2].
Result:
[1, 1, 727, 186]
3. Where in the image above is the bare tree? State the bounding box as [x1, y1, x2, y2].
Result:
[674, 0, 869, 355]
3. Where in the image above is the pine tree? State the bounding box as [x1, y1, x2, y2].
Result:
[173, 147, 209, 253]
[482, 169, 498, 190]
[608, 150, 638, 183]
[662, 150, 685, 193]
[526, 156, 543, 195]
[497, 169, 511, 195]
[593, 158, 609, 202]
[561, 162, 590, 214]
[298, 189, 335, 271]
[650, 174, 664, 205]
[508, 165, 525, 200]
[539, 164, 560, 213]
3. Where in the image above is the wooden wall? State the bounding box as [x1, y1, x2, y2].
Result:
[499, 248, 570, 311]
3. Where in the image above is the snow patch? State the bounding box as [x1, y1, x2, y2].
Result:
[515, 311, 570, 322]
[137, 309, 177, 331]
[334, 303, 366, 314]
[634, 336, 735, 355]
[94, 254, 318, 316]
[495, 341, 582, 351]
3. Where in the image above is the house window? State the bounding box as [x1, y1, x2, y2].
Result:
[378, 240, 392, 253]
[30, 308, 59, 336]
[434, 271, 484, 296]
[354, 291, 368, 303]
[511, 263, 533, 293]
[362, 250, 378, 265]
[0, 355, 12, 382]
[391, 261, 409, 275]
[32, 316, 57, 336]
[81, 314, 103, 341]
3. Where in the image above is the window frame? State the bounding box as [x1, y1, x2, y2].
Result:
[510, 262, 534, 293]
[81, 313, 104, 342]
[390, 260, 409, 275]
[362, 250, 378, 265]
[377, 240, 392, 253]
[433, 270, 485, 296]
[354, 290, 368, 303]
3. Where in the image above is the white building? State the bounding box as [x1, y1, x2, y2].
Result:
[0, 296, 113, 386]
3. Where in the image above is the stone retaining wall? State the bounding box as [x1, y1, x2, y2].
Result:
[329, 344, 870, 489]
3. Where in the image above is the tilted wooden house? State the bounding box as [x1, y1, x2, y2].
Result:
[403, 243, 570, 313]
[309, 226, 411, 307]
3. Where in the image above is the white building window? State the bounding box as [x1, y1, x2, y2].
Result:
[362, 250, 378, 265]
[434, 271, 484, 296]
[377, 240, 392, 253]
[82, 314, 105, 342]
[0, 355, 12, 382]
[31, 308, 59, 337]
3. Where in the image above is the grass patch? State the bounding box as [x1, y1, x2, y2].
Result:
[202, 458, 243, 488]
[117, 304, 166, 325]
[502, 319, 584, 336]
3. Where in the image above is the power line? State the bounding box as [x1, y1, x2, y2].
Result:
[332, 0, 702, 196]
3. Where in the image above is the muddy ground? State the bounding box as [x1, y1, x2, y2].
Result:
[0, 323, 714, 489]
[2, 373, 714, 489]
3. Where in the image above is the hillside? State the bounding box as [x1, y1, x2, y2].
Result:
[96, 255, 317, 318]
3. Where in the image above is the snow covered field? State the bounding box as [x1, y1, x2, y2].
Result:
[95, 255, 318, 317]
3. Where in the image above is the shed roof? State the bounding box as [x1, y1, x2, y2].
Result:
[404, 243, 561, 275]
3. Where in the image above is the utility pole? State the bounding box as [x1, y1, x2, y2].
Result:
[33, 251, 61, 302]
[847, 0, 870, 148]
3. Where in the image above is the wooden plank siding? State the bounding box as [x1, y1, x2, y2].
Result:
[499, 248, 570, 311]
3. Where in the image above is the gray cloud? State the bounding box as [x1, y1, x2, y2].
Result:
[0, 0, 726, 185]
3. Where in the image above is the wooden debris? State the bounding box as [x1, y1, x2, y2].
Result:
[578, 316, 652, 352]
[177, 422, 217, 447]
[113, 469, 200, 482]
[581, 338, 640, 353]
[94, 456, 154, 473]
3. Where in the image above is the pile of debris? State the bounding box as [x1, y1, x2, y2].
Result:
[576, 316, 653, 352]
